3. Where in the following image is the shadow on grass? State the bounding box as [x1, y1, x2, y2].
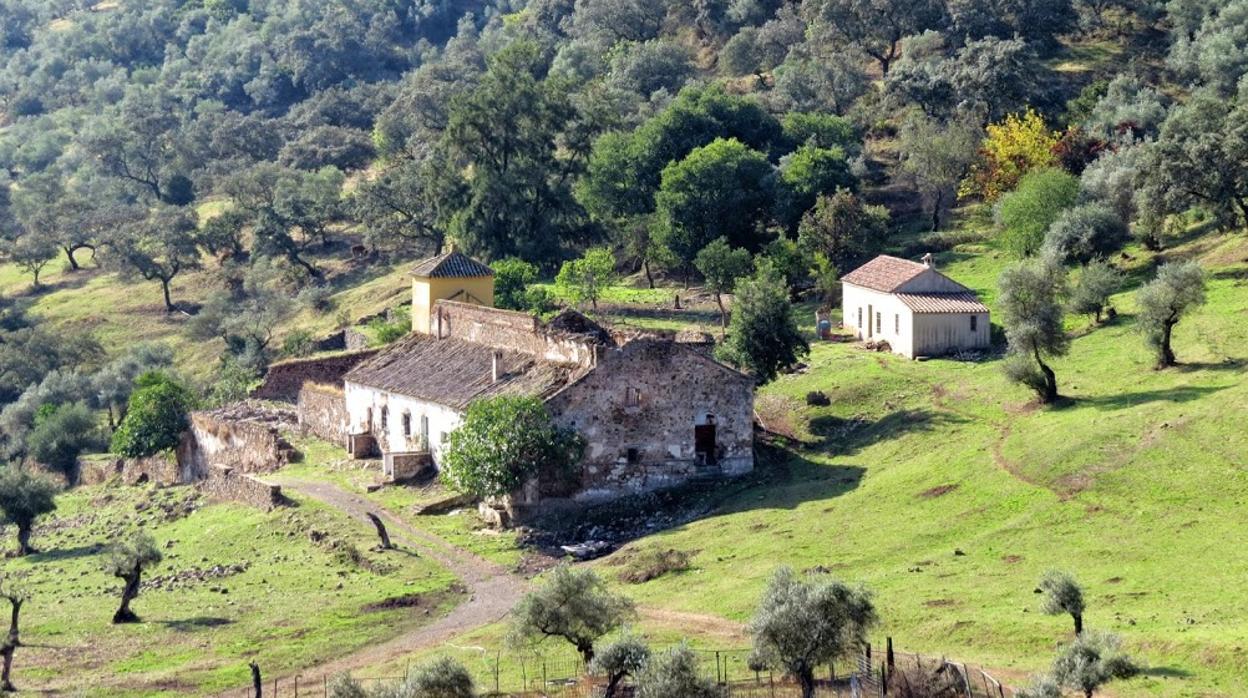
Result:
[26, 543, 105, 563]
[157, 616, 235, 632]
[1141, 665, 1193, 679]
[810, 409, 968, 456]
[1070, 384, 1231, 411]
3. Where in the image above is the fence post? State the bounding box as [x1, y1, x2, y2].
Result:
[542, 661, 548, 690]
[886, 638, 894, 672]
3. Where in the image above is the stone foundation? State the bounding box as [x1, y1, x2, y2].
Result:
[181, 404, 300, 480]
[383, 452, 432, 481]
[200, 465, 284, 511]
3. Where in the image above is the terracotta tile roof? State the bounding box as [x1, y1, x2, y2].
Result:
[841, 255, 929, 292]
[344, 334, 578, 410]
[897, 292, 990, 314]
[412, 250, 494, 278]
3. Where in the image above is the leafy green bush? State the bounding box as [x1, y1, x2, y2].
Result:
[28, 402, 101, 479]
[995, 168, 1079, 258]
[368, 306, 410, 346]
[441, 396, 583, 498]
[110, 372, 197, 458]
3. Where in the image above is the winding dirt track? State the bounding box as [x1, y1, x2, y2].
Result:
[267, 478, 530, 681]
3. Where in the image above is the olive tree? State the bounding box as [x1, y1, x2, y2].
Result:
[1039, 569, 1086, 636]
[1014, 676, 1062, 698]
[635, 644, 724, 698]
[998, 256, 1069, 403]
[1135, 261, 1206, 368]
[441, 397, 583, 499]
[104, 531, 163, 623]
[328, 657, 474, 698]
[1069, 260, 1121, 324]
[0, 573, 26, 692]
[748, 566, 877, 698]
[589, 634, 651, 698]
[509, 564, 635, 664]
[0, 468, 57, 556]
[555, 247, 618, 312]
[1051, 631, 1139, 698]
[1042, 203, 1130, 265]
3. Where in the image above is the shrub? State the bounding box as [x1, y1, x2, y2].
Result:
[618, 548, 692, 584]
[1042, 203, 1130, 264]
[109, 372, 196, 458]
[996, 168, 1080, 258]
[27, 402, 101, 480]
[281, 329, 316, 358]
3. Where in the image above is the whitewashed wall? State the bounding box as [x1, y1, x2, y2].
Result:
[343, 381, 463, 464]
[912, 312, 990, 356]
[842, 283, 916, 357]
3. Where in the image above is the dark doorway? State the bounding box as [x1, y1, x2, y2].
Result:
[695, 422, 717, 465]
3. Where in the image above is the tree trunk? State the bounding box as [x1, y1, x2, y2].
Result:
[1159, 320, 1176, 367]
[1035, 349, 1058, 403]
[931, 189, 943, 232]
[249, 661, 262, 698]
[603, 672, 625, 698]
[643, 259, 654, 289]
[366, 512, 393, 550]
[160, 278, 175, 313]
[290, 252, 323, 280]
[15, 526, 31, 557]
[1073, 612, 1083, 636]
[30, 268, 40, 288]
[63, 246, 80, 271]
[797, 667, 816, 698]
[0, 597, 21, 692]
[576, 639, 595, 665]
[113, 571, 141, 623]
[716, 292, 727, 337]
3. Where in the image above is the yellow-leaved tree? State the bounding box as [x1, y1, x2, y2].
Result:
[959, 109, 1060, 202]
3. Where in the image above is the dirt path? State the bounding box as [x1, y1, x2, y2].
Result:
[265, 478, 529, 681]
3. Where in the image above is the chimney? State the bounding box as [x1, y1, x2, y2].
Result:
[921, 252, 934, 268]
[492, 350, 503, 383]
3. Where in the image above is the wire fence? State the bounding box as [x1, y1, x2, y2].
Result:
[213, 639, 1015, 698]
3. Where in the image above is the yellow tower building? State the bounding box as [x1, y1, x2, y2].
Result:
[410, 249, 496, 334]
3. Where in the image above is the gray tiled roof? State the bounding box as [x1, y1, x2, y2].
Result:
[411, 251, 494, 278]
[897, 292, 990, 314]
[344, 333, 578, 410]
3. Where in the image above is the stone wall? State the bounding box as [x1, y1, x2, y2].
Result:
[298, 382, 349, 444]
[200, 465, 284, 511]
[251, 349, 378, 402]
[431, 301, 600, 366]
[544, 339, 755, 501]
[79, 452, 186, 487]
[180, 404, 300, 481]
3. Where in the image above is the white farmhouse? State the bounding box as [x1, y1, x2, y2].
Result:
[841, 253, 990, 359]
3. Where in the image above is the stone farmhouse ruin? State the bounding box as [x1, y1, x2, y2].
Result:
[291, 250, 756, 512]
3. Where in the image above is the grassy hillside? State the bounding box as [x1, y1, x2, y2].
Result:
[598, 227, 1248, 696]
[9, 482, 460, 696]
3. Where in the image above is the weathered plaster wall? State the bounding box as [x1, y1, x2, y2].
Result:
[181, 406, 300, 480]
[842, 283, 916, 357]
[544, 339, 754, 501]
[298, 382, 350, 444]
[251, 349, 378, 402]
[344, 381, 461, 458]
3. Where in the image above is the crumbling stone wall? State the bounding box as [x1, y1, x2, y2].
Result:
[251, 349, 378, 402]
[298, 382, 349, 444]
[544, 339, 754, 501]
[431, 301, 600, 366]
[199, 465, 284, 511]
[79, 453, 185, 487]
[181, 404, 300, 480]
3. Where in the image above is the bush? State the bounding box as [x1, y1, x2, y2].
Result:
[27, 402, 101, 480]
[995, 168, 1080, 258]
[618, 548, 692, 584]
[1042, 203, 1129, 264]
[368, 307, 410, 346]
[281, 329, 316, 358]
[110, 372, 196, 458]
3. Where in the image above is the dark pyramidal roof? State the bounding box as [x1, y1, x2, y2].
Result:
[411, 250, 494, 279]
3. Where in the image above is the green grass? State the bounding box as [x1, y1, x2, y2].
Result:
[582, 228, 1248, 697]
[11, 483, 460, 696]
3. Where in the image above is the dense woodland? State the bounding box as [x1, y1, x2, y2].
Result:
[0, 0, 1243, 470]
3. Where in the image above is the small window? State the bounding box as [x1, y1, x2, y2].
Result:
[402, 412, 412, 437]
[970, 315, 979, 332]
[876, 312, 882, 333]
[894, 314, 900, 334]
[624, 387, 641, 406]
[439, 431, 448, 445]
[857, 307, 863, 327]
[380, 406, 388, 431]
